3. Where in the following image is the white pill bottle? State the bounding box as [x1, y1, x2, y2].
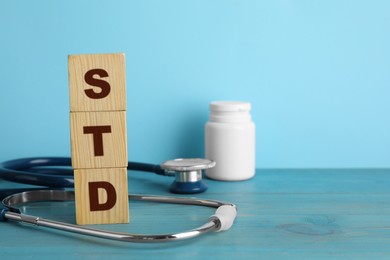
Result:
[205, 101, 255, 181]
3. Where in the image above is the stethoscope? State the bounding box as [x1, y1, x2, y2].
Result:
[0, 157, 237, 243]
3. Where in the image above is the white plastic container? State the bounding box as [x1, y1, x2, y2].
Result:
[205, 101, 255, 181]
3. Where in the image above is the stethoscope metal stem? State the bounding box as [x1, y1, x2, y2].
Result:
[1, 190, 237, 243]
[171, 170, 202, 183]
[3, 211, 217, 242]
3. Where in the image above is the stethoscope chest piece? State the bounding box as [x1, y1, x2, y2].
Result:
[160, 158, 216, 194]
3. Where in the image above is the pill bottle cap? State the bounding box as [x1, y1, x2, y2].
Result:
[209, 101, 252, 123]
[210, 101, 251, 112]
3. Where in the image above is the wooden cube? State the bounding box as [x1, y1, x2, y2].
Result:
[68, 53, 126, 112]
[74, 168, 129, 225]
[70, 111, 128, 169]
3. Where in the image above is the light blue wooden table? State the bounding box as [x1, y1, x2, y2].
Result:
[1, 169, 390, 259]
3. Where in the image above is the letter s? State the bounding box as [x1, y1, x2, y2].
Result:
[84, 69, 111, 99]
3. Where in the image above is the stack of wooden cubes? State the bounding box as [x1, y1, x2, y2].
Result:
[68, 53, 129, 225]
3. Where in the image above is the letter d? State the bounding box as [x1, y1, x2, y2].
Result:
[88, 181, 117, 211]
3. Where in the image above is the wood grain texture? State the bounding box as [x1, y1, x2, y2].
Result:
[68, 53, 126, 112]
[74, 168, 129, 225]
[70, 111, 128, 169]
[2, 169, 390, 259]
[68, 53, 129, 225]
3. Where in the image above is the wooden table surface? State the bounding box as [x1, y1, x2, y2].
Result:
[1, 169, 390, 259]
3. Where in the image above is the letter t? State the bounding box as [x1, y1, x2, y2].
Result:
[83, 125, 112, 156]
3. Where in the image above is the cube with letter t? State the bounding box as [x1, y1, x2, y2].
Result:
[68, 53, 129, 225]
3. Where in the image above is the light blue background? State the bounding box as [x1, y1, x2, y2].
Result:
[0, 0, 389, 168]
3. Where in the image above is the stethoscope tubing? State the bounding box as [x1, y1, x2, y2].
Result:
[0, 157, 165, 188]
[0, 157, 238, 243]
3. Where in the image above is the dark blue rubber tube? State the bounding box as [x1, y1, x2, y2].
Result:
[0, 206, 9, 222]
[0, 157, 165, 188]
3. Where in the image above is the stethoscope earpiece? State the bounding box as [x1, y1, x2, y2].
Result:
[160, 158, 216, 194]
